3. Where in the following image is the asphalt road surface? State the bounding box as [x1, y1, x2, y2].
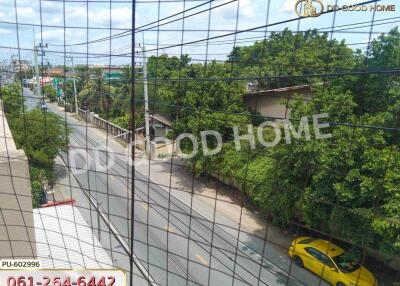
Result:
[23, 88, 330, 286]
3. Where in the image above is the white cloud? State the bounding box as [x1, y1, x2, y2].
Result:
[87, 6, 132, 29]
[282, 0, 297, 13]
[36, 30, 64, 43]
[0, 28, 11, 34]
[37, 4, 132, 28]
[0, 0, 396, 66]
[35, 29, 85, 44]
[16, 7, 37, 21]
[111, 7, 132, 28]
[212, 0, 254, 20]
[240, 0, 255, 18]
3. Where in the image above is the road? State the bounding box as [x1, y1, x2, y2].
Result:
[23, 88, 330, 286]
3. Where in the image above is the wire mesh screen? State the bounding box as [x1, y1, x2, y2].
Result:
[0, 0, 399, 285]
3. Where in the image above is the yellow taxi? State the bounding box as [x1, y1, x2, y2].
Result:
[288, 237, 377, 286]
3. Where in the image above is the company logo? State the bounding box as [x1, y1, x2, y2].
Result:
[295, 0, 324, 17]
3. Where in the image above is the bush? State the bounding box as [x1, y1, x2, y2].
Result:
[111, 114, 131, 129]
[2, 84, 65, 208]
[64, 103, 75, 113]
[29, 166, 47, 208]
[47, 93, 57, 102]
[9, 108, 70, 169]
[42, 85, 57, 102]
[1, 83, 24, 114]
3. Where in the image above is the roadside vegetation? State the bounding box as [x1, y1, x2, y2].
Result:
[122, 28, 399, 261]
[139, 28, 399, 262]
[19, 28, 399, 263]
[1, 82, 70, 208]
[42, 85, 57, 102]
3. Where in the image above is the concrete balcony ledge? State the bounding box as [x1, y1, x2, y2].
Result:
[0, 101, 18, 155]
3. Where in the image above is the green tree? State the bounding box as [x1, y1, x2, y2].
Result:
[148, 59, 249, 170]
[9, 109, 70, 169]
[2, 83, 70, 208]
[335, 27, 400, 115]
[228, 29, 355, 89]
[1, 82, 24, 114]
[78, 68, 116, 117]
[29, 166, 47, 208]
[264, 86, 400, 257]
[42, 85, 57, 102]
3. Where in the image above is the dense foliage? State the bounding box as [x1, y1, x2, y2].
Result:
[1, 83, 24, 114]
[144, 28, 400, 259]
[9, 109, 69, 168]
[69, 28, 400, 258]
[228, 28, 355, 89]
[42, 85, 57, 102]
[1, 83, 70, 207]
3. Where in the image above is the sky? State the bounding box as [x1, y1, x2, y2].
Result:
[0, 0, 399, 67]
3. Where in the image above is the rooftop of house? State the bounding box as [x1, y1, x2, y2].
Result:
[244, 84, 313, 97]
[77, 65, 126, 70]
[49, 68, 64, 75]
[34, 204, 114, 269]
[150, 114, 172, 127]
[13, 59, 30, 64]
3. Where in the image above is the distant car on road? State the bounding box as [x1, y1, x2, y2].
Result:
[40, 101, 48, 110]
[22, 79, 30, 87]
[288, 237, 377, 286]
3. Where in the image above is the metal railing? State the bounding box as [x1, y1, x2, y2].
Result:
[78, 108, 131, 142]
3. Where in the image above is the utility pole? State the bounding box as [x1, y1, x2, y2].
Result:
[142, 35, 151, 158]
[0, 60, 3, 89]
[33, 42, 47, 98]
[33, 45, 41, 97]
[69, 55, 78, 114]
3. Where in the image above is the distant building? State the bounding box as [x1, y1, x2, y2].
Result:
[102, 65, 126, 80]
[243, 84, 316, 119]
[12, 59, 31, 72]
[75, 65, 141, 80]
[49, 67, 64, 77]
[149, 114, 172, 139]
[78, 65, 127, 80]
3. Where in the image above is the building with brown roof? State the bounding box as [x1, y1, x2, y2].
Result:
[49, 67, 64, 77]
[243, 84, 316, 119]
